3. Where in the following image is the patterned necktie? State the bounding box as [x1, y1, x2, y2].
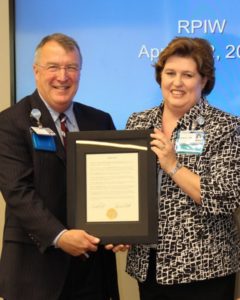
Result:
[59, 113, 68, 148]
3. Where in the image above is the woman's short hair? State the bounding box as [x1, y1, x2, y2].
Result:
[155, 37, 215, 95]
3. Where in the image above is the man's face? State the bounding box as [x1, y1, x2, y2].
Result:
[33, 40, 81, 112]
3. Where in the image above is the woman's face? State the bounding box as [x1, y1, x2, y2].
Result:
[161, 55, 207, 114]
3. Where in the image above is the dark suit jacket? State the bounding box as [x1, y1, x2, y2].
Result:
[0, 90, 119, 300]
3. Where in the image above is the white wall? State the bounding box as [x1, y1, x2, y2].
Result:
[116, 252, 139, 299]
[0, 0, 10, 253]
[0, 1, 11, 300]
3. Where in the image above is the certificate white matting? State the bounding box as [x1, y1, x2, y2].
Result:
[86, 152, 139, 222]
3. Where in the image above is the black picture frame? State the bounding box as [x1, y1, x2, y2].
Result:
[67, 129, 158, 244]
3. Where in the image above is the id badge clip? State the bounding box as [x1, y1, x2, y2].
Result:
[175, 130, 205, 155]
[31, 126, 56, 152]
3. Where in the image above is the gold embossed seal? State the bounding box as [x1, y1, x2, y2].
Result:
[106, 208, 117, 220]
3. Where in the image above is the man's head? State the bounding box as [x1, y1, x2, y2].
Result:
[33, 33, 82, 112]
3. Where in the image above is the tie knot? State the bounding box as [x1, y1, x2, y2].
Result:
[59, 113, 67, 123]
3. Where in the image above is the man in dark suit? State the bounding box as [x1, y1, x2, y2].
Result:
[0, 33, 119, 300]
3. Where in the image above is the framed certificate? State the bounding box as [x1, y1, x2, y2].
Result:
[67, 130, 158, 244]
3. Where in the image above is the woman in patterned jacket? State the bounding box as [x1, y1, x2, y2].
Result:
[125, 37, 240, 300]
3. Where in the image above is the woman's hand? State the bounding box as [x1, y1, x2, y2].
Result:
[105, 244, 131, 253]
[150, 128, 177, 174]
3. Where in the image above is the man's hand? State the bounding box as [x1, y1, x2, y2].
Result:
[57, 229, 100, 256]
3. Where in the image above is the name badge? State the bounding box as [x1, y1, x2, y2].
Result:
[31, 126, 56, 136]
[175, 130, 205, 155]
[31, 126, 56, 152]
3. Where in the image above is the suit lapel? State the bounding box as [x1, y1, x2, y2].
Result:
[29, 91, 66, 163]
[73, 102, 97, 131]
[73, 102, 85, 130]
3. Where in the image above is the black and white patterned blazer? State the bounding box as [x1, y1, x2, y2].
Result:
[126, 98, 240, 284]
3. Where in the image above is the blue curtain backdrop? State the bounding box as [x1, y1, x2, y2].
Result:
[15, 0, 240, 129]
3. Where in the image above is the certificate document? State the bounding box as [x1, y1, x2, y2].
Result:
[86, 152, 139, 222]
[67, 129, 158, 244]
